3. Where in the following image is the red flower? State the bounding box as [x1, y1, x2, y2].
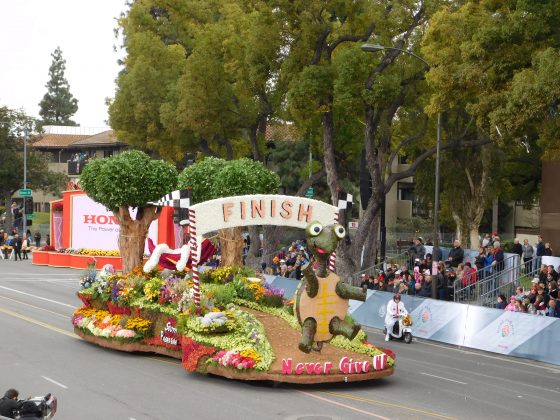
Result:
[181, 337, 216, 372]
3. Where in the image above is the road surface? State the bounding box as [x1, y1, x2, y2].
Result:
[0, 261, 559, 419]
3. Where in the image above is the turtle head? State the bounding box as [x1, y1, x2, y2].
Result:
[306, 221, 346, 260]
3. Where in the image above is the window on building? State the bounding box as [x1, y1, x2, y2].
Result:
[397, 182, 415, 201]
[398, 155, 409, 164]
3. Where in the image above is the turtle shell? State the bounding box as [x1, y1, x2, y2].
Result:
[295, 271, 349, 342]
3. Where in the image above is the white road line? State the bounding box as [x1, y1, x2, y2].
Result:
[419, 372, 467, 385]
[0, 295, 70, 318]
[0, 286, 76, 308]
[41, 375, 68, 389]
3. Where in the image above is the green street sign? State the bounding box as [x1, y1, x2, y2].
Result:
[19, 189, 32, 196]
[26, 213, 37, 220]
[305, 186, 314, 198]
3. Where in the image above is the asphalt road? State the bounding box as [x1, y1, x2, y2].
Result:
[1, 261, 559, 420]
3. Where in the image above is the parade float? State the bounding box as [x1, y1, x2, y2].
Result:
[71, 152, 395, 384]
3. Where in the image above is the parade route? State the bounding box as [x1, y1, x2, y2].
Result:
[1, 262, 559, 419]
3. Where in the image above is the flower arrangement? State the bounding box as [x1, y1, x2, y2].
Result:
[41, 245, 56, 252]
[143, 277, 164, 302]
[181, 336, 217, 372]
[52, 202, 63, 212]
[232, 277, 284, 307]
[200, 265, 255, 284]
[212, 350, 257, 370]
[72, 307, 151, 339]
[80, 261, 97, 289]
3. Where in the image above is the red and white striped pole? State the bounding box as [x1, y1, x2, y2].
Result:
[328, 212, 339, 272]
[188, 208, 200, 306]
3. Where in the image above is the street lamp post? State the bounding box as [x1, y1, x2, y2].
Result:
[361, 44, 441, 299]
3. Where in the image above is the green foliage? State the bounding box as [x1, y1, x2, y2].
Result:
[80, 150, 178, 211]
[423, 0, 560, 158]
[177, 157, 280, 203]
[38, 47, 78, 126]
[0, 107, 66, 218]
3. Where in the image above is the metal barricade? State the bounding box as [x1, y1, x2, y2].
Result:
[453, 255, 540, 307]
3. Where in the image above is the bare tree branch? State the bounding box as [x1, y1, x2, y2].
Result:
[386, 117, 429, 171]
[295, 168, 326, 196]
[328, 23, 375, 53]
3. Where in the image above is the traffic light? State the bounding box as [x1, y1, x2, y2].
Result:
[24, 197, 34, 215]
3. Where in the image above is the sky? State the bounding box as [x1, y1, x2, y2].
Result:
[0, 0, 129, 128]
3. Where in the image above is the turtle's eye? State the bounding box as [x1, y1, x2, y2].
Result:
[334, 224, 346, 239]
[309, 222, 323, 237]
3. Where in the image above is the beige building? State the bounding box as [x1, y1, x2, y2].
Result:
[31, 126, 128, 210]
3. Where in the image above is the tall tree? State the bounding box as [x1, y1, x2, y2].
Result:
[0, 107, 67, 229]
[422, 0, 560, 158]
[80, 151, 178, 272]
[38, 47, 79, 126]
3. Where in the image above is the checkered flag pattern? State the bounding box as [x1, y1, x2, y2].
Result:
[148, 189, 191, 208]
[337, 192, 353, 211]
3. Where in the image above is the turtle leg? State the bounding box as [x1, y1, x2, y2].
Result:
[329, 316, 361, 341]
[299, 317, 317, 353]
[336, 281, 367, 301]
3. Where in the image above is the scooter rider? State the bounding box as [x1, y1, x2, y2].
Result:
[385, 293, 408, 341]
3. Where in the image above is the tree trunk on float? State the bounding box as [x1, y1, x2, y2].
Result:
[244, 225, 262, 269]
[218, 227, 244, 267]
[114, 206, 160, 273]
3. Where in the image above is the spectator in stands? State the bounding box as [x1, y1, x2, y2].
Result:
[496, 294, 507, 309]
[279, 261, 288, 277]
[536, 286, 549, 307]
[534, 294, 547, 315]
[475, 248, 486, 275]
[547, 265, 559, 282]
[535, 235, 545, 267]
[522, 239, 534, 274]
[549, 281, 558, 299]
[482, 233, 491, 248]
[515, 286, 525, 301]
[484, 245, 495, 276]
[538, 265, 549, 284]
[518, 299, 529, 313]
[492, 241, 505, 272]
[544, 242, 553, 256]
[546, 298, 560, 317]
[435, 262, 447, 300]
[414, 237, 426, 260]
[418, 274, 433, 298]
[527, 282, 538, 304]
[378, 277, 387, 291]
[512, 238, 523, 259]
[359, 274, 368, 290]
[504, 296, 518, 311]
[447, 240, 464, 268]
[462, 262, 478, 298]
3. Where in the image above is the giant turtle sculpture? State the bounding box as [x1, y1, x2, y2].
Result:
[294, 221, 367, 353]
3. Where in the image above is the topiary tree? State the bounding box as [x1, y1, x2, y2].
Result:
[80, 150, 178, 272]
[178, 157, 280, 266]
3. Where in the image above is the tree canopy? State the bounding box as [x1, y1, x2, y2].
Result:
[0, 107, 66, 228]
[80, 150, 178, 212]
[177, 157, 280, 203]
[38, 47, 79, 126]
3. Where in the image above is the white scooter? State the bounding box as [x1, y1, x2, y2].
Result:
[383, 314, 413, 344]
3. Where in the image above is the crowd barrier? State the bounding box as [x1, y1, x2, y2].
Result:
[350, 291, 560, 366]
[263, 276, 560, 366]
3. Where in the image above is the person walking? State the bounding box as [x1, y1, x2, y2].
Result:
[12, 234, 22, 261]
[21, 235, 29, 260]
